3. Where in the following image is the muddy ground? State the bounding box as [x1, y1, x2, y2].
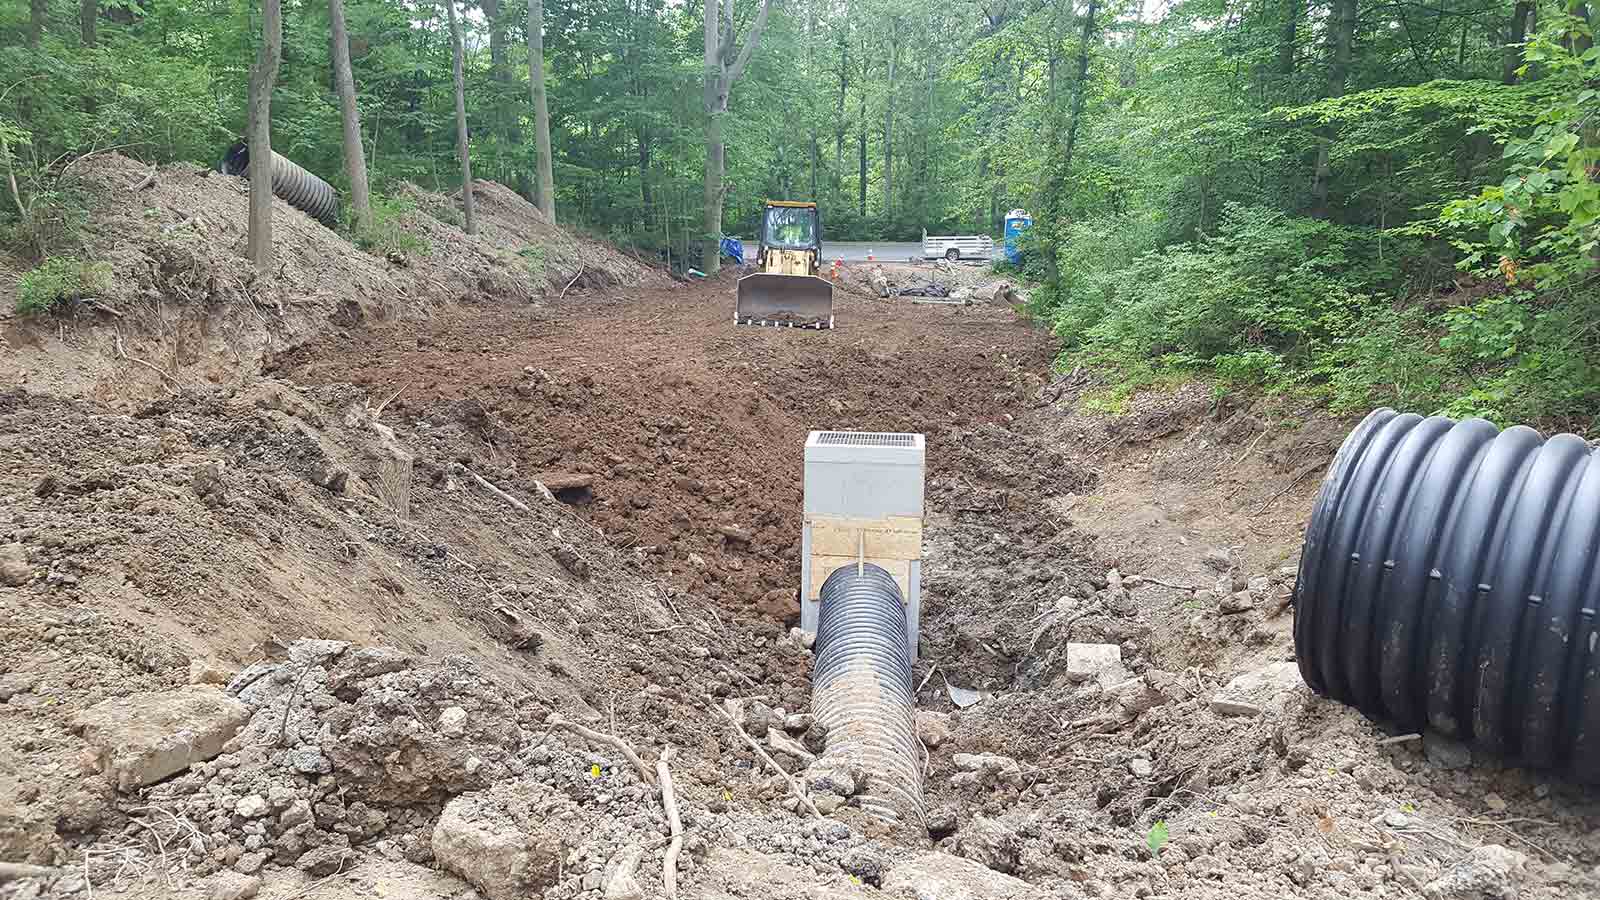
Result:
[2, 161, 1598, 900]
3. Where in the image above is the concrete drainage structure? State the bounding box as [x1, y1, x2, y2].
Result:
[802, 432, 926, 826]
[1295, 408, 1600, 782]
[220, 139, 340, 226]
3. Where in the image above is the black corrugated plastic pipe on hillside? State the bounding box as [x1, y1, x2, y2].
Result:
[219, 140, 340, 227]
[1294, 408, 1600, 781]
[813, 563, 925, 826]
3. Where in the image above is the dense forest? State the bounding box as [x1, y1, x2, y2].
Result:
[1, 0, 1596, 431]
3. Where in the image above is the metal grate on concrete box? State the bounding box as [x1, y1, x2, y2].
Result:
[814, 432, 918, 448]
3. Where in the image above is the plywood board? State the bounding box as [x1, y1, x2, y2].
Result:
[808, 555, 911, 601]
[805, 514, 922, 560]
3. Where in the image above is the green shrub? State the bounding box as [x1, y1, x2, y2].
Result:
[518, 245, 547, 281]
[15, 257, 113, 314]
[347, 197, 429, 259]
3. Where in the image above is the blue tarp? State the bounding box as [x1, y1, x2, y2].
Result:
[720, 236, 745, 266]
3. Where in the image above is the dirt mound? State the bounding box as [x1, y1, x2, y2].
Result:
[0, 152, 665, 404]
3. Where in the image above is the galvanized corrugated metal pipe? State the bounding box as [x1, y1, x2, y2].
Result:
[812, 563, 925, 826]
[219, 140, 340, 226]
[1295, 408, 1600, 781]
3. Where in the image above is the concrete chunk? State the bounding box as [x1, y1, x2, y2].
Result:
[73, 686, 250, 790]
[1064, 643, 1122, 684]
[883, 851, 1049, 899]
[432, 789, 561, 900]
[1209, 662, 1305, 717]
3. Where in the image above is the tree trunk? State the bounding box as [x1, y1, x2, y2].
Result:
[1311, 0, 1357, 217]
[1062, 0, 1097, 180]
[528, 0, 556, 223]
[702, 0, 774, 274]
[246, 0, 283, 270]
[446, 0, 475, 235]
[883, 22, 896, 217]
[329, 0, 371, 232]
[28, 0, 45, 46]
[835, 25, 848, 195]
[1502, 3, 1533, 83]
[80, 0, 97, 47]
[1278, 0, 1298, 77]
[1039, 0, 1097, 284]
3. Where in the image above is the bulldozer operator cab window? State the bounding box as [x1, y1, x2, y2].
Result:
[764, 207, 817, 250]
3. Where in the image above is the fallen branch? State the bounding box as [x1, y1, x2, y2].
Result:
[0, 863, 58, 884]
[80, 298, 123, 318]
[1251, 460, 1329, 517]
[1376, 732, 1422, 747]
[114, 332, 182, 392]
[560, 261, 586, 298]
[276, 664, 314, 747]
[543, 713, 656, 786]
[452, 463, 531, 512]
[371, 381, 411, 419]
[657, 748, 683, 899]
[1134, 575, 1195, 592]
[708, 696, 822, 819]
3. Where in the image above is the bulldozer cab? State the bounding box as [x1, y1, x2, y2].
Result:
[735, 201, 834, 329]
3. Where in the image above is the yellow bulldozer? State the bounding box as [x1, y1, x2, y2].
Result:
[734, 200, 834, 329]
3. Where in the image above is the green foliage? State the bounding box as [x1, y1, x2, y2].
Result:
[347, 197, 428, 259]
[1146, 821, 1169, 855]
[15, 257, 113, 314]
[517, 245, 547, 282]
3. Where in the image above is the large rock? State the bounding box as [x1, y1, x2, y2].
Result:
[73, 686, 250, 790]
[1064, 643, 1123, 684]
[0, 542, 31, 586]
[432, 787, 561, 900]
[688, 848, 873, 899]
[883, 852, 1048, 899]
[208, 872, 261, 900]
[1422, 844, 1527, 900]
[949, 816, 1022, 874]
[602, 845, 646, 900]
[1209, 662, 1304, 717]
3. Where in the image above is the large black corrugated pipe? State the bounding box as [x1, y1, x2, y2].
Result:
[1295, 408, 1600, 781]
[813, 563, 925, 826]
[219, 140, 339, 226]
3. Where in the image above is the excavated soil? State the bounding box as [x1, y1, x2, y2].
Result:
[3, 161, 1599, 900]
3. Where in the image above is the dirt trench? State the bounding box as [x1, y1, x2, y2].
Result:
[3, 172, 1599, 898]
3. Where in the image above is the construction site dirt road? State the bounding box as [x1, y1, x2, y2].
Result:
[2, 157, 1597, 900]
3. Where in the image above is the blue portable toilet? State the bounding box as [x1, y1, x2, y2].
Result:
[1003, 209, 1033, 264]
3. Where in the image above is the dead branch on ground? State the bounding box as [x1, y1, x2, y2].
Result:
[542, 713, 656, 786]
[657, 747, 683, 898]
[707, 696, 822, 819]
[451, 462, 532, 512]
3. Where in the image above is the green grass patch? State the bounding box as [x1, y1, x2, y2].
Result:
[15, 257, 113, 314]
[347, 197, 429, 259]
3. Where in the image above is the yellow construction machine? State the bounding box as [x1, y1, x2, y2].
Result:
[734, 200, 834, 329]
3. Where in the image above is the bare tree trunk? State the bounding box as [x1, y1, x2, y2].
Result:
[702, 0, 774, 273]
[446, 0, 476, 234]
[28, 0, 45, 46]
[835, 23, 848, 195]
[529, 0, 556, 223]
[1278, 0, 1298, 78]
[246, 0, 283, 270]
[329, 0, 371, 231]
[80, 0, 97, 46]
[1311, 0, 1357, 217]
[883, 20, 896, 217]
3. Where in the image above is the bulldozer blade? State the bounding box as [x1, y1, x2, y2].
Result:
[735, 273, 834, 329]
